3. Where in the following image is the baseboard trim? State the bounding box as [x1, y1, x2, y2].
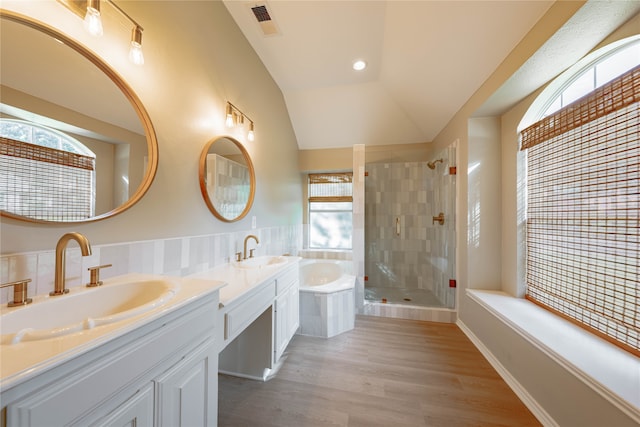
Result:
[456, 319, 558, 427]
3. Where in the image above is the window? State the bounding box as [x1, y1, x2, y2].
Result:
[308, 173, 353, 249]
[0, 119, 96, 221]
[520, 43, 639, 356]
[542, 40, 640, 117]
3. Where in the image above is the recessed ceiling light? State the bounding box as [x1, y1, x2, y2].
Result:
[352, 60, 367, 71]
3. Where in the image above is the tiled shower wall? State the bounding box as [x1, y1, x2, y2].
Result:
[0, 225, 301, 304]
[364, 146, 456, 308]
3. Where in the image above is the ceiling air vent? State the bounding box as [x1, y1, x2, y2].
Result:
[251, 5, 271, 22]
[249, 3, 280, 36]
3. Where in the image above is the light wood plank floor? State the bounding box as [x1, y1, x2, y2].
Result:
[218, 315, 541, 427]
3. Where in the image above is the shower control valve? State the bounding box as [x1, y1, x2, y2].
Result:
[432, 212, 445, 225]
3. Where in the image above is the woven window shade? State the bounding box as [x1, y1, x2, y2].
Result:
[522, 65, 639, 356]
[309, 172, 353, 202]
[0, 137, 95, 221]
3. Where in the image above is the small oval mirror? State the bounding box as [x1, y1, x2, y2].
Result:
[199, 136, 255, 222]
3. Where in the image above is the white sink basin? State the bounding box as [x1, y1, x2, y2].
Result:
[233, 255, 288, 269]
[0, 278, 179, 345]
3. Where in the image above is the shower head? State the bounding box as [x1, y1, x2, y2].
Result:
[427, 159, 443, 169]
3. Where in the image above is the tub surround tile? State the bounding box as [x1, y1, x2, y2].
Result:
[299, 289, 355, 338]
[298, 260, 356, 338]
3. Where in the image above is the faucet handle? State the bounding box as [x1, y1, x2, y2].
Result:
[1, 279, 33, 307]
[235, 252, 243, 262]
[86, 264, 112, 287]
[249, 248, 256, 258]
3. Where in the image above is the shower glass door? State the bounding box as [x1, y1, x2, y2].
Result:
[364, 149, 456, 308]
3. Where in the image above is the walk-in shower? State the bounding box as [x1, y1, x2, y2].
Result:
[363, 147, 456, 312]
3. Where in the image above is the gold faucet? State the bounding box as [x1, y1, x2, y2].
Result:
[51, 232, 92, 296]
[243, 234, 259, 260]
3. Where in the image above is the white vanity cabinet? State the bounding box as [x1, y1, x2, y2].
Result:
[0, 290, 219, 427]
[217, 261, 300, 380]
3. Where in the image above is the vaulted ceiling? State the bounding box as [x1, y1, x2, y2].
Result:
[222, 0, 555, 150]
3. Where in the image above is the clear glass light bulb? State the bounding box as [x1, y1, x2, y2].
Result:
[83, 7, 103, 37]
[129, 41, 144, 65]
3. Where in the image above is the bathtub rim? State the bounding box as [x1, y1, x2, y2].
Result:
[299, 259, 356, 294]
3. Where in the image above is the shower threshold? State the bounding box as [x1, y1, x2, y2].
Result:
[364, 286, 446, 308]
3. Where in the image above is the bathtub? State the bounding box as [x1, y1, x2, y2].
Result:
[298, 259, 356, 338]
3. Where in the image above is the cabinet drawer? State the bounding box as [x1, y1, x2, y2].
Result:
[276, 267, 298, 295]
[225, 281, 275, 340]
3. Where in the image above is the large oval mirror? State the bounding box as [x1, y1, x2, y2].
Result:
[0, 10, 158, 223]
[199, 136, 255, 222]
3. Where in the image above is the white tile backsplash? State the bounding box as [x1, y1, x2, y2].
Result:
[0, 225, 301, 304]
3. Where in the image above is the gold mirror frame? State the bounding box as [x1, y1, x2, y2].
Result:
[0, 10, 158, 224]
[198, 136, 255, 223]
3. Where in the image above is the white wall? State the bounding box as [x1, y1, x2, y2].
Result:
[0, 1, 302, 254]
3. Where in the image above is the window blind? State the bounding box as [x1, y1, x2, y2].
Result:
[0, 137, 95, 221]
[521, 65, 639, 356]
[308, 172, 353, 202]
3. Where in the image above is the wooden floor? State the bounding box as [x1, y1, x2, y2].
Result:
[218, 315, 541, 427]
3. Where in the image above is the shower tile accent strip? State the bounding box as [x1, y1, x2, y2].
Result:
[0, 225, 302, 304]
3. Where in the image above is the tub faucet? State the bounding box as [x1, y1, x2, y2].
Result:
[51, 232, 92, 296]
[243, 234, 259, 260]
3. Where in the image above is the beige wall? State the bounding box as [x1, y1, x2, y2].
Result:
[299, 142, 430, 172]
[298, 147, 352, 172]
[0, 1, 302, 254]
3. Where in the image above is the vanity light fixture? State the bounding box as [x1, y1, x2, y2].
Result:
[60, 0, 145, 65]
[225, 101, 255, 141]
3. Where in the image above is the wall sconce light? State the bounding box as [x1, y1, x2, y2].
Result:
[59, 0, 145, 65]
[225, 102, 255, 141]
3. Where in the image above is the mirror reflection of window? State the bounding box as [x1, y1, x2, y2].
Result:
[0, 119, 96, 221]
[206, 153, 250, 220]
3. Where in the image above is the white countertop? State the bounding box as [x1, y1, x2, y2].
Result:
[0, 273, 225, 391]
[187, 256, 301, 307]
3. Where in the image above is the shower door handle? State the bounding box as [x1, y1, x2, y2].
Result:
[395, 217, 400, 235]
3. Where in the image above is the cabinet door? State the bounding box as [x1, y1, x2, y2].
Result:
[88, 383, 154, 427]
[155, 340, 217, 427]
[287, 284, 299, 340]
[274, 292, 290, 361]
